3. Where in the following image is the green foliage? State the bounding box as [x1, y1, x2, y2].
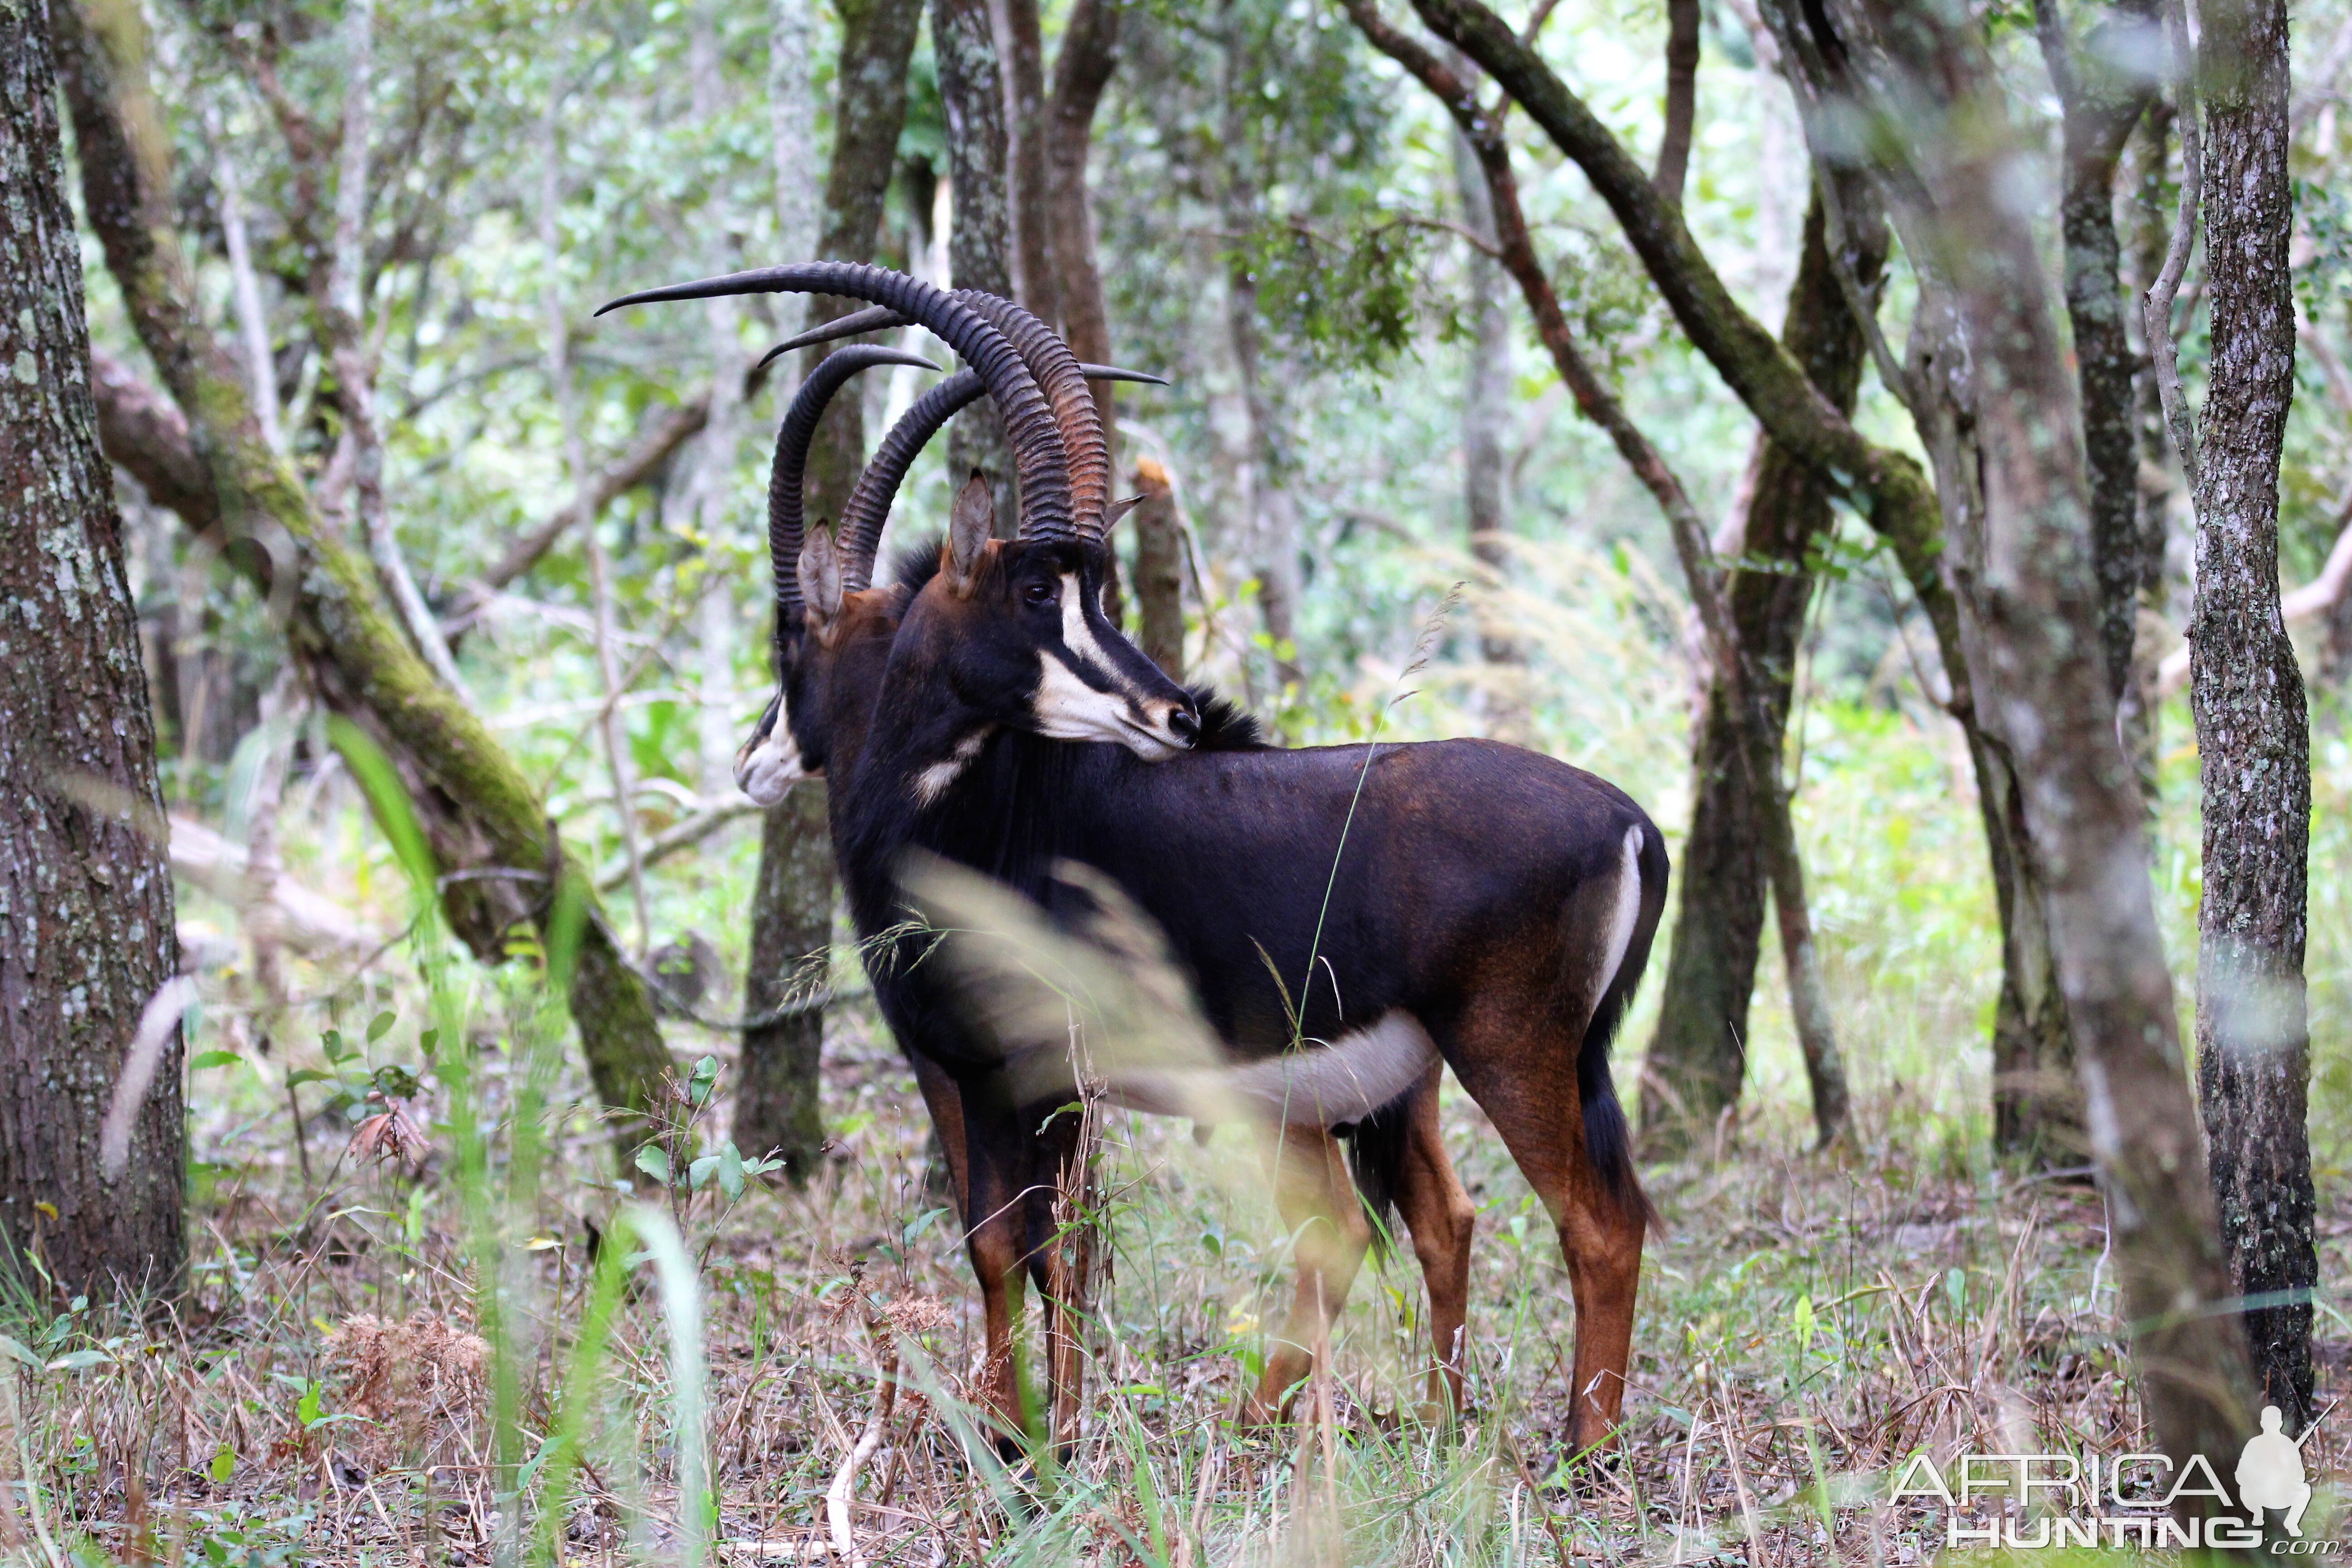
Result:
[1241, 216, 1434, 374]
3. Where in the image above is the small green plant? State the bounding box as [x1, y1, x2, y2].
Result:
[287, 1013, 424, 1130]
[631, 1055, 789, 1247]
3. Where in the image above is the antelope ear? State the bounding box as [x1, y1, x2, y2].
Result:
[799, 521, 843, 634]
[946, 470, 993, 596]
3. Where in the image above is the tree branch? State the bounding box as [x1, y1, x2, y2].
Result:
[1405, 0, 1971, 728]
[89, 346, 216, 529]
[53, 0, 674, 1133]
[1348, 0, 1849, 1142]
[449, 390, 720, 624]
[1655, 0, 1700, 201]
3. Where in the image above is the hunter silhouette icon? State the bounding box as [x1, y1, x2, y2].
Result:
[2237, 1405, 2313, 1536]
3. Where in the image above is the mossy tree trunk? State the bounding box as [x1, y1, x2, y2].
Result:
[1642, 187, 1885, 1149]
[51, 0, 673, 1137]
[1763, 0, 2262, 1484]
[0, 0, 184, 1298]
[1413, 0, 2065, 1156]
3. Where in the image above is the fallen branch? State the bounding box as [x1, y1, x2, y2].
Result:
[448, 392, 718, 624]
[169, 815, 382, 954]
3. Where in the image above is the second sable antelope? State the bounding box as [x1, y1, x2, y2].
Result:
[603, 263, 1669, 1459]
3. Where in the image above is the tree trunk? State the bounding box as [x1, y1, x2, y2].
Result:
[1655, 0, 1699, 201]
[737, 786, 833, 1176]
[2042, 0, 2159, 709]
[2192, 0, 2315, 1428]
[1641, 187, 1884, 1148]
[1413, 0, 2066, 1170]
[1765, 0, 2261, 1482]
[996, 0, 1059, 326]
[1045, 0, 1128, 620]
[1351, 2, 1849, 1142]
[772, 0, 820, 260]
[1450, 119, 1521, 677]
[1218, 11, 1301, 692]
[736, 0, 923, 1173]
[52, 0, 674, 1137]
[1130, 457, 1184, 678]
[800, 0, 926, 521]
[2123, 102, 2176, 800]
[0, 0, 185, 1299]
[1046, 0, 1123, 433]
[934, 0, 1019, 535]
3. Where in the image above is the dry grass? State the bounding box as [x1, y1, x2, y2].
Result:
[3, 989, 2344, 1566]
[14, 565, 2345, 1565]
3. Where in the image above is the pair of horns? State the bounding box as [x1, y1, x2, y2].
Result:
[598, 263, 1152, 632]
[832, 361, 1167, 593]
[763, 352, 1163, 621]
[601, 262, 1102, 535]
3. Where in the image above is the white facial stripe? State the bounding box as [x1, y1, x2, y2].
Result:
[734, 700, 805, 805]
[1032, 572, 1188, 757]
[913, 726, 993, 805]
[1031, 651, 1140, 744]
[1091, 1010, 1440, 1128]
[1058, 572, 1120, 685]
[1594, 824, 1645, 997]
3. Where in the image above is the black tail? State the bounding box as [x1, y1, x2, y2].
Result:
[1340, 1093, 1413, 1259]
[1579, 824, 1668, 1230]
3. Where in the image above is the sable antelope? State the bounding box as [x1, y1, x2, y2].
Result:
[602, 266, 1667, 1459]
[716, 322, 1497, 1445]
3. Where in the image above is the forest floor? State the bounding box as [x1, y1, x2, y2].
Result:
[8, 988, 2349, 1568]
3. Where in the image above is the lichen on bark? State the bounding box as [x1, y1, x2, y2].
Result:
[0, 0, 185, 1296]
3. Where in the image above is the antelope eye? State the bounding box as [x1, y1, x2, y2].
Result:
[1022, 578, 1058, 608]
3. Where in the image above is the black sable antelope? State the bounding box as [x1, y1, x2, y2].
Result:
[602, 265, 1668, 1459]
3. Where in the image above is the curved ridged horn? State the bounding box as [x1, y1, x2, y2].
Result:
[597, 263, 1075, 540]
[837, 365, 1168, 590]
[755, 303, 920, 370]
[766, 345, 938, 636]
[953, 292, 1109, 543]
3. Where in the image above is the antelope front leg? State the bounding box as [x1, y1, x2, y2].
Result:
[957, 1076, 1035, 1460]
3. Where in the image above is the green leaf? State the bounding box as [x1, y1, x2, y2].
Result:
[904, 1207, 951, 1247]
[716, 1142, 745, 1202]
[367, 1011, 397, 1043]
[330, 717, 441, 894]
[285, 1069, 336, 1088]
[46, 1349, 114, 1371]
[188, 1051, 243, 1071]
[297, 1382, 323, 1427]
[633, 1145, 672, 1185]
[321, 1029, 352, 1064]
[0, 1335, 40, 1369]
[1792, 1293, 1816, 1356]
[209, 1443, 235, 1485]
[687, 1154, 720, 1192]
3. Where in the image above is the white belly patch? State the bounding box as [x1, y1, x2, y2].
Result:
[1092, 1009, 1440, 1128]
